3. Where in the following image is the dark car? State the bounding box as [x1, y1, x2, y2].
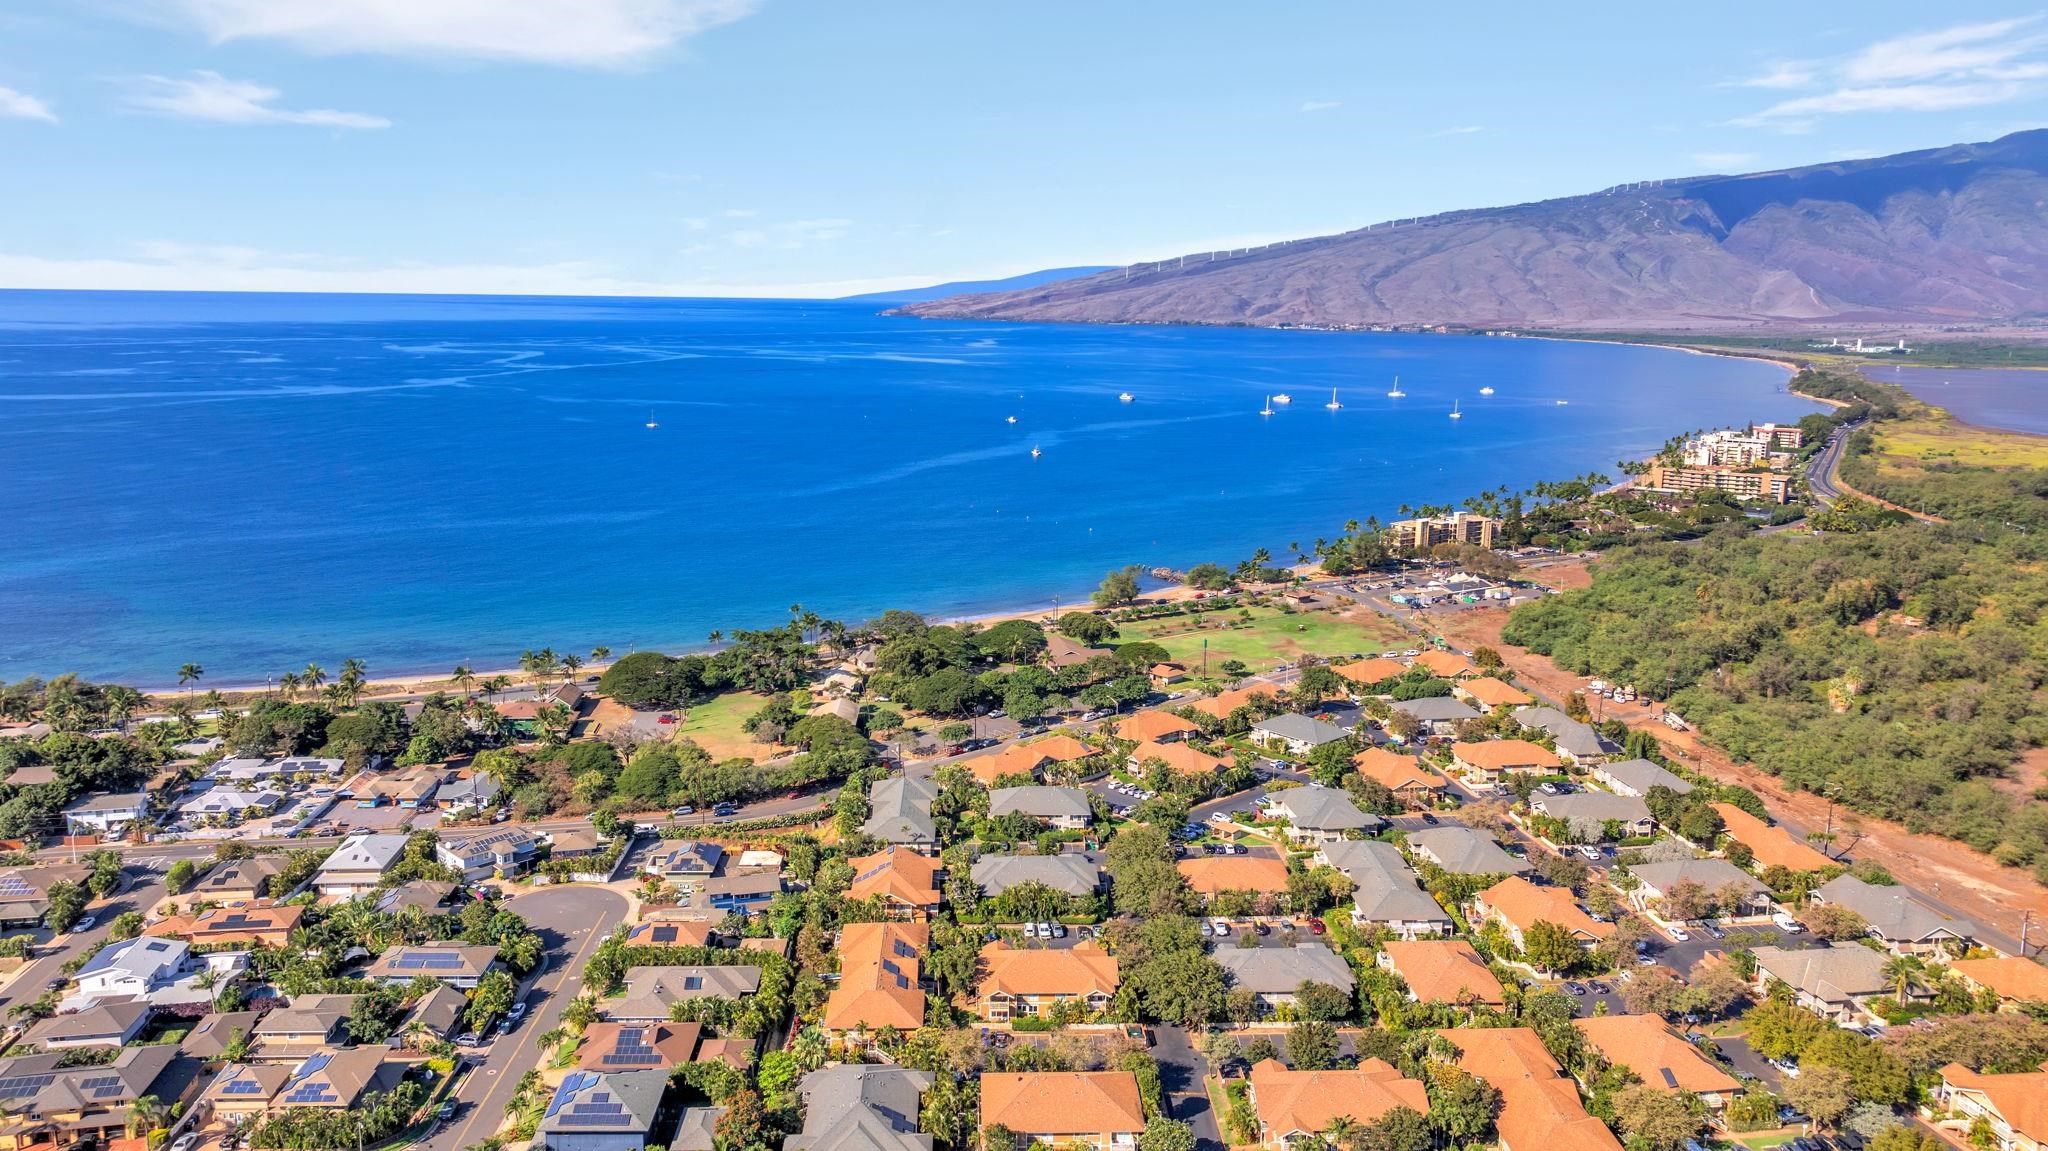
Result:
[713, 803, 739, 816]
[1419, 812, 1439, 825]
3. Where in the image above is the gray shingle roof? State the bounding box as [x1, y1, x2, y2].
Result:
[1321, 841, 1452, 926]
[863, 776, 938, 844]
[1389, 697, 1481, 723]
[1512, 707, 1607, 758]
[1530, 791, 1653, 834]
[970, 854, 1103, 896]
[1815, 875, 1976, 943]
[539, 1069, 668, 1135]
[1405, 827, 1531, 875]
[1213, 943, 1357, 995]
[1251, 713, 1353, 747]
[988, 786, 1093, 821]
[1268, 785, 1381, 832]
[786, 1065, 935, 1151]
[1629, 858, 1765, 898]
[1752, 943, 1890, 1003]
[1598, 759, 1693, 796]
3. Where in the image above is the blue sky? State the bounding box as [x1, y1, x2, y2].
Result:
[2, 2, 2045, 297]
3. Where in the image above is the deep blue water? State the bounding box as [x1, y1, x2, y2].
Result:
[1861, 363, 2048, 436]
[0, 291, 1815, 686]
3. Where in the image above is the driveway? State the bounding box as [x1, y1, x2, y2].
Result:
[416, 886, 630, 1151]
[1151, 1024, 1225, 1151]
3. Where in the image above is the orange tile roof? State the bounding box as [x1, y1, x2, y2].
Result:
[1452, 739, 1563, 774]
[1352, 747, 1442, 793]
[1380, 940, 1506, 1006]
[981, 1072, 1145, 1136]
[969, 744, 1052, 785]
[1943, 1064, 2048, 1146]
[1948, 957, 2048, 1004]
[1442, 1027, 1624, 1151]
[823, 921, 928, 1034]
[576, 1021, 704, 1070]
[1026, 734, 1096, 762]
[847, 846, 941, 908]
[974, 940, 1119, 999]
[1573, 1014, 1741, 1096]
[1478, 876, 1613, 940]
[1177, 854, 1290, 895]
[146, 901, 303, 944]
[1335, 658, 1410, 686]
[1711, 802, 1834, 872]
[625, 919, 716, 947]
[1414, 651, 1477, 678]
[1248, 1057, 1429, 1137]
[1117, 710, 1200, 742]
[1131, 740, 1231, 775]
[1460, 677, 1533, 708]
[1190, 686, 1280, 719]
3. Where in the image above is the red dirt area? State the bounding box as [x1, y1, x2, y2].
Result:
[1434, 601, 2048, 952]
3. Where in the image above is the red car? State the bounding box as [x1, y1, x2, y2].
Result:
[1307, 918, 1327, 935]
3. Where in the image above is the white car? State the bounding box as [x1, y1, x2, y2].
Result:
[1210, 919, 1232, 936]
[1667, 927, 1692, 942]
[1036, 921, 1055, 938]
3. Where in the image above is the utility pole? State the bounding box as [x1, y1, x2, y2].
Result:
[2022, 910, 2032, 957]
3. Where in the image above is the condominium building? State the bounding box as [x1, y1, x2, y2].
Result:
[1387, 512, 1500, 552]
[1642, 464, 1792, 504]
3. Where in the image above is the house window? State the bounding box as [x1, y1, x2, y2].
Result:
[683, 976, 704, 991]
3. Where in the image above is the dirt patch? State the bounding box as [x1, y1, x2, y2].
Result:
[1525, 558, 1594, 591]
[1426, 605, 2048, 950]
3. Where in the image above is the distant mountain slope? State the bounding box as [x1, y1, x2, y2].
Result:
[844, 265, 1113, 304]
[900, 131, 2048, 331]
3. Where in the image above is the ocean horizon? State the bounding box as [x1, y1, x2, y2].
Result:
[0, 290, 1816, 687]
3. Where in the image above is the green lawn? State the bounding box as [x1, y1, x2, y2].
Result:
[1735, 1134, 1798, 1150]
[1119, 607, 1410, 674]
[674, 691, 783, 759]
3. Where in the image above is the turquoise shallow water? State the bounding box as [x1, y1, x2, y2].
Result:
[0, 291, 1814, 685]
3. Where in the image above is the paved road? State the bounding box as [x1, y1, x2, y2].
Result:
[420, 885, 630, 1151]
[1151, 1024, 1224, 1151]
[0, 869, 168, 1015]
[1806, 421, 1860, 502]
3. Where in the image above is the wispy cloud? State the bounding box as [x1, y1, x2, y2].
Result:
[1425, 125, 1483, 138]
[0, 242, 929, 299]
[1733, 17, 2048, 130]
[125, 71, 390, 128]
[154, 0, 759, 67]
[1690, 151, 1759, 170]
[1299, 100, 1341, 113]
[0, 84, 56, 122]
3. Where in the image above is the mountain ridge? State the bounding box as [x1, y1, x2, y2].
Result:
[841, 265, 1115, 304]
[898, 131, 2048, 331]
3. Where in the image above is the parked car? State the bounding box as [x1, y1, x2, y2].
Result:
[170, 1134, 200, 1151]
[1702, 923, 1725, 939]
[1576, 845, 1602, 861]
[1667, 927, 1692, 942]
[672, 805, 696, 816]
[456, 1033, 483, 1047]
[73, 915, 96, 932]
[1200, 921, 1215, 937]
[1210, 919, 1231, 936]
[1307, 918, 1327, 935]
[437, 1102, 458, 1121]
[1418, 812, 1439, 824]
[1253, 921, 1269, 936]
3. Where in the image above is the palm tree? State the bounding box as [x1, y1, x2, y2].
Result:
[560, 653, 584, 681]
[562, 995, 599, 1031]
[1323, 1116, 1364, 1151]
[480, 675, 510, 702]
[177, 663, 204, 694]
[127, 1095, 166, 1138]
[536, 1026, 568, 1053]
[1882, 955, 1921, 1004]
[451, 665, 477, 696]
[590, 645, 611, 664]
[302, 662, 328, 695]
[278, 671, 300, 700]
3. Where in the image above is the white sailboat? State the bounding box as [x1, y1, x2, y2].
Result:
[1260, 396, 1276, 416]
[1324, 388, 1342, 410]
[1030, 445, 1042, 458]
[645, 413, 660, 429]
[1449, 399, 1463, 420]
[1479, 385, 1495, 396]
[1272, 393, 1293, 405]
[1386, 376, 1406, 398]
[1006, 415, 1018, 424]
[1118, 392, 1134, 402]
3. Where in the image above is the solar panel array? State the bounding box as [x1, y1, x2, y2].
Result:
[388, 951, 467, 971]
[544, 1073, 597, 1119]
[282, 1080, 340, 1105]
[599, 1027, 658, 1067]
[221, 1078, 269, 1096]
[648, 926, 678, 944]
[0, 875, 33, 897]
[80, 1074, 126, 1099]
[0, 1072, 57, 1098]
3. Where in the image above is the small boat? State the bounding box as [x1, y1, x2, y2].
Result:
[1272, 393, 1293, 405]
[1324, 387, 1342, 410]
[1260, 396, 1275, 416]
[1449, 400, 1463, 420]
[1555, 399, 1570, 406]
[1006, 415, 1018, 424]
[1118, 392, 1134, 402]
[1479, 385, 1495, 396]
[1030, 445, 1042, 458]
[1386, 376, 1406, 398]
[645, 414, 659, 429]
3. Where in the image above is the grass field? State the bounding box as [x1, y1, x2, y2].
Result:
[1869, 412, 2048, 471]
[675, 690, 785, 759]
[1119, 606, 1410, 673]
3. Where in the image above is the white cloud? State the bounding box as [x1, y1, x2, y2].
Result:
[1690, 151, 1759, 170]
[1733, 18, 2048, 129]
[1425, 125, 1483, 138]
[1299, 100, 1341, 113]
[0, 84, 56, 123]
[157, 0, 759, 67]
[125, 71, 390, 128]
[0, 243, 933, 299]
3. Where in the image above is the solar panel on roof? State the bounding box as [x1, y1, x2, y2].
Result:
[0, 1073, 57, 1097]
[0, 876, 33, 896]
[221, 1080, 267, 1096]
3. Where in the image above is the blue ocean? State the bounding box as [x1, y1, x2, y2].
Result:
[0, 291, 1815, 686]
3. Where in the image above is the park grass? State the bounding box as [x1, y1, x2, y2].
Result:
[1119, 606, 1409, 674]
[1868, 411, 2048, 471]
[674, 690, 785, 759]
[1735, 1134, 1798, 1150]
